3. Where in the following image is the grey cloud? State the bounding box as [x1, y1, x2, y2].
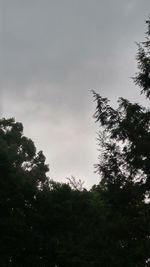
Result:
[1, 0, 149, 86]
[1, 0, 150, 187]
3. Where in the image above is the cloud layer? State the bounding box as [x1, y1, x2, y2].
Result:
[1, 0, 150, 187]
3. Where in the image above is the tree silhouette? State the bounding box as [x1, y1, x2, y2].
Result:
[0, 118, 49, 266]
[92, 17, 150, 266]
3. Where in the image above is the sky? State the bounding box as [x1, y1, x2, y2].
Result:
[1, 0, 150, 188]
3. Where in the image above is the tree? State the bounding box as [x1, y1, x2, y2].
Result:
[67, 176, 85, 191]
[0, 118, 49, 266]
[92, 17, 150, 266]
[134, 18, 150, 99]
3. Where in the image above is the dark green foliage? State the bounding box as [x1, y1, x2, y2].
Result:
[134, 18, 150, 99]
[0, 18, 150, 267]
[0, 118, 49, 266]
[91, 17, 150, 266]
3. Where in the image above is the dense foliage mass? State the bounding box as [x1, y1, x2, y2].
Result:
[0, 18, 150, 266]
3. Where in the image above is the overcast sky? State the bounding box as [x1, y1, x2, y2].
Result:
[1, 0, 150, 188]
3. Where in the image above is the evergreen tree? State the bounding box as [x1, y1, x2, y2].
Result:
[92, 18, 150, 266]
